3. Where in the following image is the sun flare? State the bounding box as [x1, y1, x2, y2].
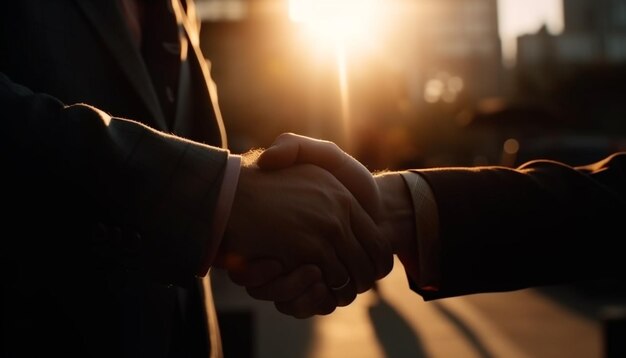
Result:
[289, 0, 382, 44]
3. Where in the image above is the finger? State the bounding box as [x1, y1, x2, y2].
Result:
[258, 132, 346, 170]
[331, 163, 381, 218]
[315, 242, 357, 307]
[275, 282, 337, 319]
[227, 259, 283, 287]
[246, 264, 323, 302]
[331, 217, 377, 295]
[257, 133, 381, 218]
[256, 133, 303, 169]
[328, 276, 358, 307]
[350, 197, 395, 281]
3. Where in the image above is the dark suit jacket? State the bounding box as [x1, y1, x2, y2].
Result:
[410, 153, 626, 300]
[1, 1, 229, 357]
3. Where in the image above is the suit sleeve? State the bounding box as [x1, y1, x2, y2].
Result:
[407, 153, 626, 300]
[0, 72, 229, 287]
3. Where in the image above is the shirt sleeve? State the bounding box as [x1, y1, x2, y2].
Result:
[197, 154, 242, 276]
[400, 171, 441, 292]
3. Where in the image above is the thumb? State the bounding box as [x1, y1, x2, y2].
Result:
[257, 133, 302, 170]
[257, 133, 381, 218]
[258, 132, 353, 171]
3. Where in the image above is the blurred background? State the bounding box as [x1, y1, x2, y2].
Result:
[197, 0, 626, 169]
[199, 0, 626, 357]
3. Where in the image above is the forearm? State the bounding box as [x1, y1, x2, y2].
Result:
[374, 172, 416, 259]
[2, 74, 230, 286]
[375, 171, 442, 292]
[413, 155, 626, 299]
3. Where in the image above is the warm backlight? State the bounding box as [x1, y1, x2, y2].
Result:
[289, 0, 381, 44]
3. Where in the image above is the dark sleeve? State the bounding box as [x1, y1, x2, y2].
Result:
[410, 153, 626, 300]
[0, 72, 229, 286]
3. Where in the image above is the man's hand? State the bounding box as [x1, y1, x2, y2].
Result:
[229, 259, 335, 318]
[223, 134, 403, 318]
[258, 133, 411, 263]
[258, 133, 382, 219]
[256, 134, 420, 309]
[217, 156, 389, 309]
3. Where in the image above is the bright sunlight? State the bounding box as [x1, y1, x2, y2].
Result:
[288, 0, 382, 45]
[288, 0, 385, 151]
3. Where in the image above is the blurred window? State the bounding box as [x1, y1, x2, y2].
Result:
[518, 36, 546, 64]
[607, 35, 626, 61]
[556, 34, 597, 62]
[464, 0, 489, 18]
[612, 0, 626, 29]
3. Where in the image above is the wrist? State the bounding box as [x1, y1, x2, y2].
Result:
[217, 150, 260, 268]
[374, 172, 417, 259]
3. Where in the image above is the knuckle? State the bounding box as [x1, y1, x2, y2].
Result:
[356, 280, 374, 294]
[373, 241, 394, 279]
[316, 302, 337, 316]
[275, 302, 305, 319]
[227, 272, 245, 286]
[354, 274, 375, 294]
[327, 141, 340, 152]
[293, 311, 313, 319]
[324, 218, 344, 239]
[335, 290, 356, 307]
[245, 286, 267, 300]
[381, 253, 394, 278]
[278, 132, 297, 142]
[301, 264, 323, 282]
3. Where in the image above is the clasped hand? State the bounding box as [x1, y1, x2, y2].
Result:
[217, 133, 394, 318]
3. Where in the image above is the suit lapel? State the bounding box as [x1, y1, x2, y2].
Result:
[74, 0, 169, 131]
[171, 0, 227, 148]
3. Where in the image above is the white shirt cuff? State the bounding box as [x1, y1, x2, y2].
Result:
[400, 171, 441, 291]
[197, 154, 242, 276]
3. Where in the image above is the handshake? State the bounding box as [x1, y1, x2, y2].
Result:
[216, 133, 417, 319]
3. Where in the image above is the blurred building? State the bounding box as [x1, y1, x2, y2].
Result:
[407, 0, 502, 106]
[515, 0, 626, 134]
[382, 0, 504, 167]
[564, 0, 626, 35]
[194, 0, 505, 167]
[196, 0, 320, 153]
[519, 0, 626, 65]
[455, 0, 626, 168]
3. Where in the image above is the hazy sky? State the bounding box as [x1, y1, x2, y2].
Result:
[498, 0, 564, 65]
